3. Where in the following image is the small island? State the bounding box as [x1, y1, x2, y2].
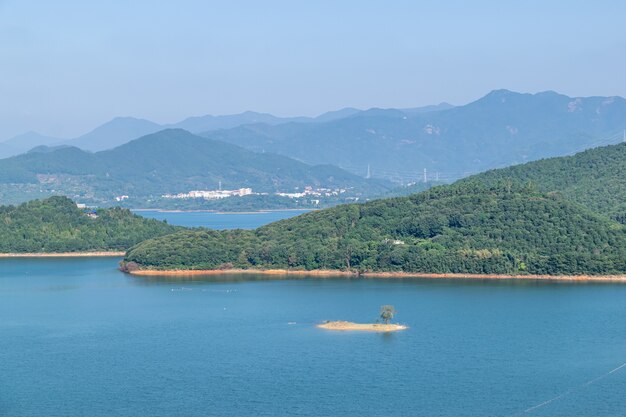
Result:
[317, 306, 407, 332]
[317, 321, 407, 332]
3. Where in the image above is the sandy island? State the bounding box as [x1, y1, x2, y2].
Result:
[0, 252, 125, 258]
[317, 321, 407, 332]
[127, 268, 626, 282]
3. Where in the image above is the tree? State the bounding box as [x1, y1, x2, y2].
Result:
[380, 305, 396, 324]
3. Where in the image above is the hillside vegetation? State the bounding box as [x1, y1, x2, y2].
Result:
[0, 196, 178, 253]
[0, 129, 386, 206]
[463, 142, 626, 223]
[123, 183, 626, 275]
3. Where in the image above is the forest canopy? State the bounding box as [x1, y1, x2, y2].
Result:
[0, 196, 178, 253]
[123, 183, 626, 275]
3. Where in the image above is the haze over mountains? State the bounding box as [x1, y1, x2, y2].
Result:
[204, 90, 626, 181]
[0, 107, 371, 156]
[0, 129, 385, 206]
[0, 102, 456, 156]
[2, 103, 460, 156]
[4, 89, 623, 185]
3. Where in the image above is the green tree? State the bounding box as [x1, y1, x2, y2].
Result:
[380, 305, 396, 324]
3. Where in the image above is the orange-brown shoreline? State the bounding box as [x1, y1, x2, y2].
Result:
[127, 268, 626, 282]
[0, 252, 125, 258]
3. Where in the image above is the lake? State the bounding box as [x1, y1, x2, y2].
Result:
[2, 260, 626, 416]
[1, 211, 626, 416]
[133, 209, 310, 229]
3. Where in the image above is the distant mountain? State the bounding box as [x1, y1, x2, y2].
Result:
[0, 129, 387, 205]
[168, 109, 371, 132]
[0, 104, 449, 156]
[168, 111, 308, 133]
[27, 145, 73, 154]
[201, 90, 626, 182]
[400, 102, 455, 114]
[62, 117, 162, 151]
[0, 143, 17, 159]
[2, 131, 63, 154]
[309, 107, 362, 122]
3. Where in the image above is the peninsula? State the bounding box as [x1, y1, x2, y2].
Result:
[120, 142, 626, 277]
[121, 184, 626, 277]
[0, 196, 178, 254]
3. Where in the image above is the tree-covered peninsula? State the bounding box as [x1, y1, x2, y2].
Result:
[122, 183, 626, 275]
[0, 196, 178, 253]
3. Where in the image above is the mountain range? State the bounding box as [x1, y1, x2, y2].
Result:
[202, 90, 626, 181]
[0, 104, 453, 156]
[4, 91, 623, 183]
[0, 129, 386, 205]
[2, 89, 625, 210]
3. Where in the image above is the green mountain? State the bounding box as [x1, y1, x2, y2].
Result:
[202, 90, 626, 181]
[124, 141, 626, 275]
[0, 129, 386, 206]
[123, 182, 626, 275]
[0, 196, 178, 253]
[462, 142, 626, 223]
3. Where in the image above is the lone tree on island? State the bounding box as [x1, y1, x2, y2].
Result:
[380, 305, 396, 324]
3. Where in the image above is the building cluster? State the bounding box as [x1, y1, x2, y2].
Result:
[275, 186, 348, 199]
[162, 188, 253, 200]
[160, 186, 349, 202]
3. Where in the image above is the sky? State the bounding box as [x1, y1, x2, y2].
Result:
[1, 0, 625, 139]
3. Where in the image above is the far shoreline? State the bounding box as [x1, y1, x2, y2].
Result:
[127, 268, 626, 282]
[0, 252, 125, 258]
[130, 208, 315, 215]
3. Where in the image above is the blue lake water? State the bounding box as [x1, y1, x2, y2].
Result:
[2, 259, 626, 417]
[2, 211, 626, 416]
[133, 209, 310, 229]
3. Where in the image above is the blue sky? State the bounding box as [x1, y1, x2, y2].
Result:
[1, 0, 625, 138]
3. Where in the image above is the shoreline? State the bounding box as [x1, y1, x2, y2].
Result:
[130, 208, 315, 214]
[0, 252, 125, 258]
[317, 321, 408, 332]
[127, 268, 626, 282]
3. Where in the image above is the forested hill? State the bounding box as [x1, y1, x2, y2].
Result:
[0, 129, 386, 205]
[0, 196, 178, 253]
[462, 142, 626, 223]
[123, 183, 626, 275]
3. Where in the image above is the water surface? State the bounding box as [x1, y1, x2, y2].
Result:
[1, 257, 626, 416]
[134, 209, 310, 229]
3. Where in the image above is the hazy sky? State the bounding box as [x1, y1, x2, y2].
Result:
[1, 0, 625, 139]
